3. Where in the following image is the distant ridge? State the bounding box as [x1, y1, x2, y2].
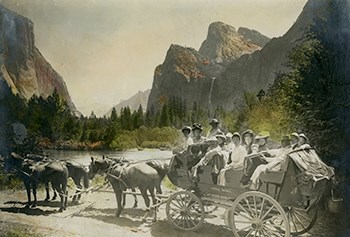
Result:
[105, 89, 151, 117]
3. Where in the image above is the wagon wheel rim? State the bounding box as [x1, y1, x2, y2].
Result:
[284, 206, 317, 235]
[166, 191, 205, 231]
[230, 191, 290, 237]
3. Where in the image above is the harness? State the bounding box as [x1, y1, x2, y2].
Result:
[98, 161, 129, 189]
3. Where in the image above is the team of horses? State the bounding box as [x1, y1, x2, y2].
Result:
[2, 152, 170, 218]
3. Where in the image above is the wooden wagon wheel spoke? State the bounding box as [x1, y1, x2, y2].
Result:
[166, 191, 205, 231]
[244, 228, 255, 237]
[293, 209, 312, 222]
[283, 206, 317, 236]
[237, 203, 254, 219]
[244, 198, 257, 218]
[170, 199, 183, 209]
[234, 210, 254, 221]
[230, 191, 290, 237]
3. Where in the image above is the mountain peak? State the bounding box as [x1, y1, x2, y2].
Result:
[237, 27, 270, 47]
[199, 21, 261, 63]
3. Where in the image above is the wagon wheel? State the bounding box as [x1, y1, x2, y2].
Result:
[166, 191, 205, 231]
[229, 191, 290, 237]
[284, 206, 317, 235]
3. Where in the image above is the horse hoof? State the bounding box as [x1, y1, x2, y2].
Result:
[58, 208, 63, 212]
[115, 213, 120, 217]
[31, 204, 37, 208]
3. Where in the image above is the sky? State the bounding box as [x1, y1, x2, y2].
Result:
[0, 0, 308, 116]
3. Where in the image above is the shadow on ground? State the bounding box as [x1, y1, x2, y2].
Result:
[150, 220, 233, 237]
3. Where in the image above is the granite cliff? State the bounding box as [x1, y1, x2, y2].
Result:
[147, 22, 266, 111]
[0, 5, 76, 111]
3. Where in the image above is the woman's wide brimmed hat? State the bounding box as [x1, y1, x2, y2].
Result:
[225, 132, 233, 139]
[242, 129, 255, 137]
[215, 133, 226, 141]
[281, 135, 291, 142]
[298, 133, 309, 143]
[209, 118, 219, 125]
[181, 126, 191, 133]
[192, 123, 203, 132]
[290, 132, 299, 139]
[206, 137, 219, 144]
[255, 131, 270, 140]
[232, 132, 241, 140]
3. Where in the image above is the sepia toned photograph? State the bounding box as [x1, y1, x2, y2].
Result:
[0, 0, 349, 236]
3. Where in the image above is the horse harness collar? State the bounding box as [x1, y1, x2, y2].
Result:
[102, 161, 129, 189]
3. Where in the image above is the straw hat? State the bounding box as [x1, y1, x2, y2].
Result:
[255, 131, 270, 140]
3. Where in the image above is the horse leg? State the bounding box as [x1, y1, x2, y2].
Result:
[122, 191, 126, 208]
[32, 182, 38, 208]
[132, 188, 138, 208]
[140, 187, 150, 221]
[148, 187, 158, 222]
[62, 183, 68, 210]
[112, 184, 123, 217]
[52, 188, 57, 200]
[45, 182, 50, 201]
[24, 182, 31, 208]
[54, 184, 64, 212]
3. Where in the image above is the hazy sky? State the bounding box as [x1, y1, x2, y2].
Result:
[0, 0, 308, 116]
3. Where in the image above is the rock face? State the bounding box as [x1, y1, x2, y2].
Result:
[0, 5, 76, 111]
[106, 89, 151, 116]
[147, 44, 226, 110]
[148, 0, 333, 112]
[148, 22, 266, 111]
[237, 27, 270, 47]
[198, 22, 261, 63]
[210, 0, 331, 111]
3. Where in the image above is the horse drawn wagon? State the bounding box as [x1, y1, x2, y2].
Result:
[166, 146, 335, 236]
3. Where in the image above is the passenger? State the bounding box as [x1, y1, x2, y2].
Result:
[246, 135, 293, 190]
[181, 126, 193, 149]
[192, 137, 223, 184]
[225, 132, 234, 154]
[255, 131, 270, 152]
[226, 132, 247, 170]
[217, 132, 247, 186]
[192, 123, 206, 144]
[290, 132, 299, 149]
[215, 133, 230, 165]
[296, 133, 311, 149]
[173, 126, 193, 155]
[207, 118, 222, 138]
[241, 129, 255, 154]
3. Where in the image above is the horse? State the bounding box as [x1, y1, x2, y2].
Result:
[88, 156, 169, 219]
[4, 152, 69, 212]
[48, 161, 89, 203]
[26, 155, 89, 202]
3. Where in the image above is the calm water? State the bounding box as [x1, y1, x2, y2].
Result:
[45, 149, 173, 166]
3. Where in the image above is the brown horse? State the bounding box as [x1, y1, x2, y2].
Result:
[88, 156, 169, 218]
[4, 153, 69, 212]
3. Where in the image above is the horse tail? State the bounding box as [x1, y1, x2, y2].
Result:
[83, 170, 89, 189]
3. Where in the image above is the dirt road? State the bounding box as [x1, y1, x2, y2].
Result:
[0, 187, 233, 237]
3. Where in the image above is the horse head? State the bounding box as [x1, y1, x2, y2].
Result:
[89, 156, 110, 179]
[4, 152, 25, 173]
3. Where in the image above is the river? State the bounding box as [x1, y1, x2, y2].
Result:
[45, 149, 173, 166]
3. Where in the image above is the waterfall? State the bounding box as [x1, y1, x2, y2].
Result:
[208, 77, 216, 115]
